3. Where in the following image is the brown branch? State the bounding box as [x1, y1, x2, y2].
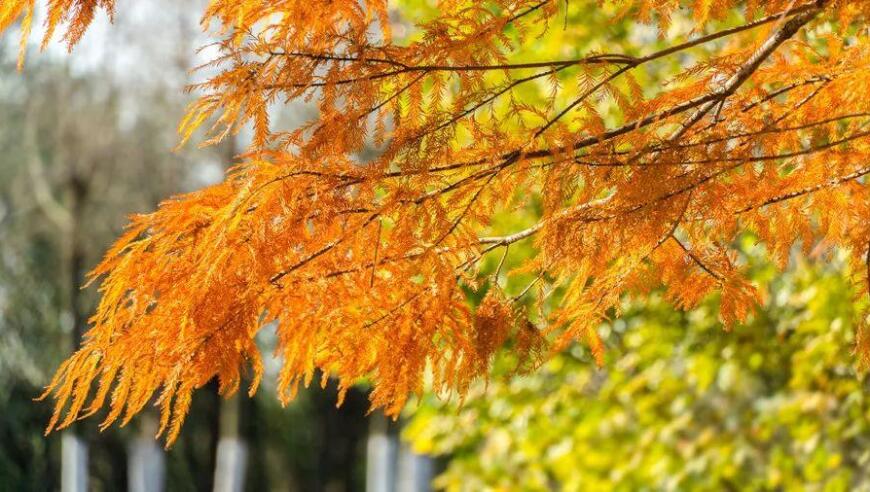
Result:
[740, 75, 831, 113]
[671, 236, 724, 281]
[428, 65, 574, 136]
[511, 273, 543, 302]
[362, 290, 424, 329]
[370, 220, 382, 287]
[653, 192, 693, 251]
[866, 240, 870, 297]
[263, 3, 816, 89]
[736, 163, 870, 214]
[273, 50, 635, 71]
[534, 64, 634, 137]
[563, 127, 870, 168]
[493, 244, 510, 281]
[435, 169, 502, 246]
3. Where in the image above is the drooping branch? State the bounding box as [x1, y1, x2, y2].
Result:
[12, 0, 870, 447]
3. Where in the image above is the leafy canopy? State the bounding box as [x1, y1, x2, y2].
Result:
[4, 0, 870, 445]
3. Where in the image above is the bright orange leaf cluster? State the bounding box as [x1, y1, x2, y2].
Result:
[5, 0, 870, 445]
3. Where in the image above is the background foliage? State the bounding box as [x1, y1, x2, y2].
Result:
[407, 244, 870, 491]
[0, 25, 370, 491]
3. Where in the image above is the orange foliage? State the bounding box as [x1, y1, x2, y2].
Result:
[5, 0, 870, 445]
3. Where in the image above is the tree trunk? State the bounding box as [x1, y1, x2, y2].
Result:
[213, 394, 248, 492]
[61, 431, 88, 492]
[366, 414, 434, 492]
[128, 414, 165, 492]
[62, 175, 89, 492]
[396, 439, 433, 492]
[366, 413, 396, 492]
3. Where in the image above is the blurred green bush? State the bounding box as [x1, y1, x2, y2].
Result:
[406, 246, 870, 491]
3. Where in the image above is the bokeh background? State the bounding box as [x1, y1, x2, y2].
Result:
[2, 1, 870, 491]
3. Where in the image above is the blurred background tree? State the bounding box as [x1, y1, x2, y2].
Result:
[405, 245, 870, 491]
[0, 5, 373, 489]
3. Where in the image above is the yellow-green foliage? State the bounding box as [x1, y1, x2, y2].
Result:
[406, 247, 870, 491]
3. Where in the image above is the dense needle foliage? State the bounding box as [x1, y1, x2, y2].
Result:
[4, 0, 870, 445]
